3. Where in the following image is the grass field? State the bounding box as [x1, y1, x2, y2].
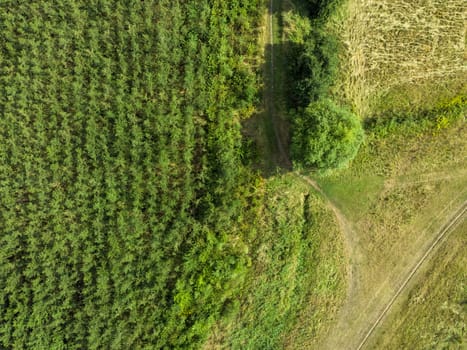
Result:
[370, 219, 466, 349]
[329, 0, 467, 116]
[205, 0, 467, 348]
[273, 0, 467, 347]
[315, 113, 467, 349]
[1, 0, 464, 348]
[236, 1, 466, 348]
[311, 0, 467, 345]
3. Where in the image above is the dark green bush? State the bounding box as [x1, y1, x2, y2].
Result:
[291, 99, 364, 170]
[307, 0, 342, 18]
[287, 28, 339, 108]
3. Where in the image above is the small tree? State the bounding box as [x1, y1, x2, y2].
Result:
[291, 99, 364, 170]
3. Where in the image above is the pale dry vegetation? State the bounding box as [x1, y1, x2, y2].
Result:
[370, 220, 466, 349]
[330, 0, 467, 116]
[316, 118, 467, 349]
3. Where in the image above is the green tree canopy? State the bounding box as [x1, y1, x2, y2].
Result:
[307, 0, 342, 18]
[291, 99, 364, 170]
[287, 28, 339, 108]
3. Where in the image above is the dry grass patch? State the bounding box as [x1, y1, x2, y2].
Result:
[370, 219, 466, 349]
[315, 118, 467, 349]
[329, 0, 467, 116]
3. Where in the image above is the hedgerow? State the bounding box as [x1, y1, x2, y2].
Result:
[285, 0, 362, 171]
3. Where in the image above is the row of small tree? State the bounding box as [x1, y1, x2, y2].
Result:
[287, 0, 364, 171]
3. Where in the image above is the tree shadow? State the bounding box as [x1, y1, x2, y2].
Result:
[241, 0, 325, 178]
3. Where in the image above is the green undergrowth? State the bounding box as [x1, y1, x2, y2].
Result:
[368, 80, 467, 119]
[283, 0, 341, 109]
[204, 173, 346, 349]
[365, 95, 467, 138]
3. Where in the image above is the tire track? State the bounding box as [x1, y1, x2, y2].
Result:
[268, 0, 292, 169]
[355, 201, 466, 350]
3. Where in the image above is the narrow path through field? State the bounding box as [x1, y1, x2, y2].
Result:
[264, 1, 467, 349]
[266, 0, 292, 169]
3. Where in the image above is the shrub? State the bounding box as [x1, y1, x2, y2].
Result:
[287, 28, 339, 108]
[307, 0, 342, 19]
[291, 99, 364, 170]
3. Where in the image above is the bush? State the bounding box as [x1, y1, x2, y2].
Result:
[291, 99, 364, 170]
[287, 28, 339, 108]
[307, 0, 342, 19]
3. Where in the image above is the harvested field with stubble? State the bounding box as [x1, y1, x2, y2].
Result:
[330, 0, 467, 116]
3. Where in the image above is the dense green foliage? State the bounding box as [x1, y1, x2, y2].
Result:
[287, 29, 339, 108]
[0, 1, 262, 348]
[284, 0, 361, 171]
[307, 0, 343, 19]
[291, 99, 364, 170]
[284, 0, 341, 108]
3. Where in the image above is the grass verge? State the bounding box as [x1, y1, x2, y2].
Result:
[313, 106, 466, 349]
[204, 173, 346, 349]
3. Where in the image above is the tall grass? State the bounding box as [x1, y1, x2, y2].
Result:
[204, 174, 346, 349]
